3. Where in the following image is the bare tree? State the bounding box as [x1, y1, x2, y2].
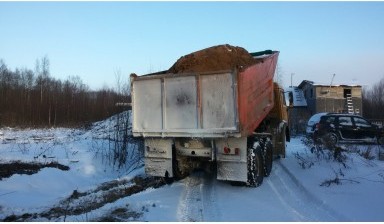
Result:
[363, 76, 384, 119]
[110, 70, 142, 170]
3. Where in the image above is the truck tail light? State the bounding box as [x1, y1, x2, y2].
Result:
[223, 147, 240, 155]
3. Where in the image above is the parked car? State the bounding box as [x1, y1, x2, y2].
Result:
[306, 112, 328, 137]
[314, 113, 384, 145]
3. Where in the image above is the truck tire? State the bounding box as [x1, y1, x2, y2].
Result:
[247, 139, 264, 187]
[263, 137, 273, 177]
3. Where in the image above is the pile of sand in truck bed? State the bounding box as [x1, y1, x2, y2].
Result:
[168, 44, 258, 73]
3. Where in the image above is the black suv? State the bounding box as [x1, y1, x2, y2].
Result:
[314, 113, 384, 145]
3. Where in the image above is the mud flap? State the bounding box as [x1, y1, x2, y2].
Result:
[216, 161, 248, 182]
[144, 138, 173, 177]
[216, 137, 248, 182]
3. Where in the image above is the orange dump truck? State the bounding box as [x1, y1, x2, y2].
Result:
[130, 45, 289, 187]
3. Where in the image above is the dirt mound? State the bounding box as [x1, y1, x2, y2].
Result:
[168, 44, 258, 73]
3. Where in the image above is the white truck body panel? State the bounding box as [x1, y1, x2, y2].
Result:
[133, 79, 163, 131]
[200, 73, 236, 129]
[165, 76, 197, 129]
[132, 72, 239, 137]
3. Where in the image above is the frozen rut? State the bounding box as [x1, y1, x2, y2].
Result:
[268, 161, 348, 221]
[176, 171, 220, 221]
[174, 160, 347, 221]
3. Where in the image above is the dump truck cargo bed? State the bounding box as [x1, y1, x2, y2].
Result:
[131, 51, 279, 138]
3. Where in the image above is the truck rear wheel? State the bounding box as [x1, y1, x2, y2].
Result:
[263, 137, 273, 177]
[247, 139, 264, 187]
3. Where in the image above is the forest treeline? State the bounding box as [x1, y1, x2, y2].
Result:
[1, 56, 383, 127]
[0, 57, 129, 127]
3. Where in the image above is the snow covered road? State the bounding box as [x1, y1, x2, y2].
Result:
[166, 160, 346, 222]
[131, 138, 384, 222]
[1, 121, 383, 221]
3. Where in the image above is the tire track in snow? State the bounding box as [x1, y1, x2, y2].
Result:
[272, 160, 349, 221]
[267, 169, 312, 221]
[200, 172, 221, 221]
[177, 172, 204, 221]
[176, 171, 219, 221]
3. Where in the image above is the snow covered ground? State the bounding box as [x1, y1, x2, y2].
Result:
[1, 114, 384, 221]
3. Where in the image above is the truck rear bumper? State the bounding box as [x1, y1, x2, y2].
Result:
[143, 136, 249, 183]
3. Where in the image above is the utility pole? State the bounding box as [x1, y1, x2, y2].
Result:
[330, 73, 336, 87]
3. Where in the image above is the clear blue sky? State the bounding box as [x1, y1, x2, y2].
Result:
[1, 1, 384, 90]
